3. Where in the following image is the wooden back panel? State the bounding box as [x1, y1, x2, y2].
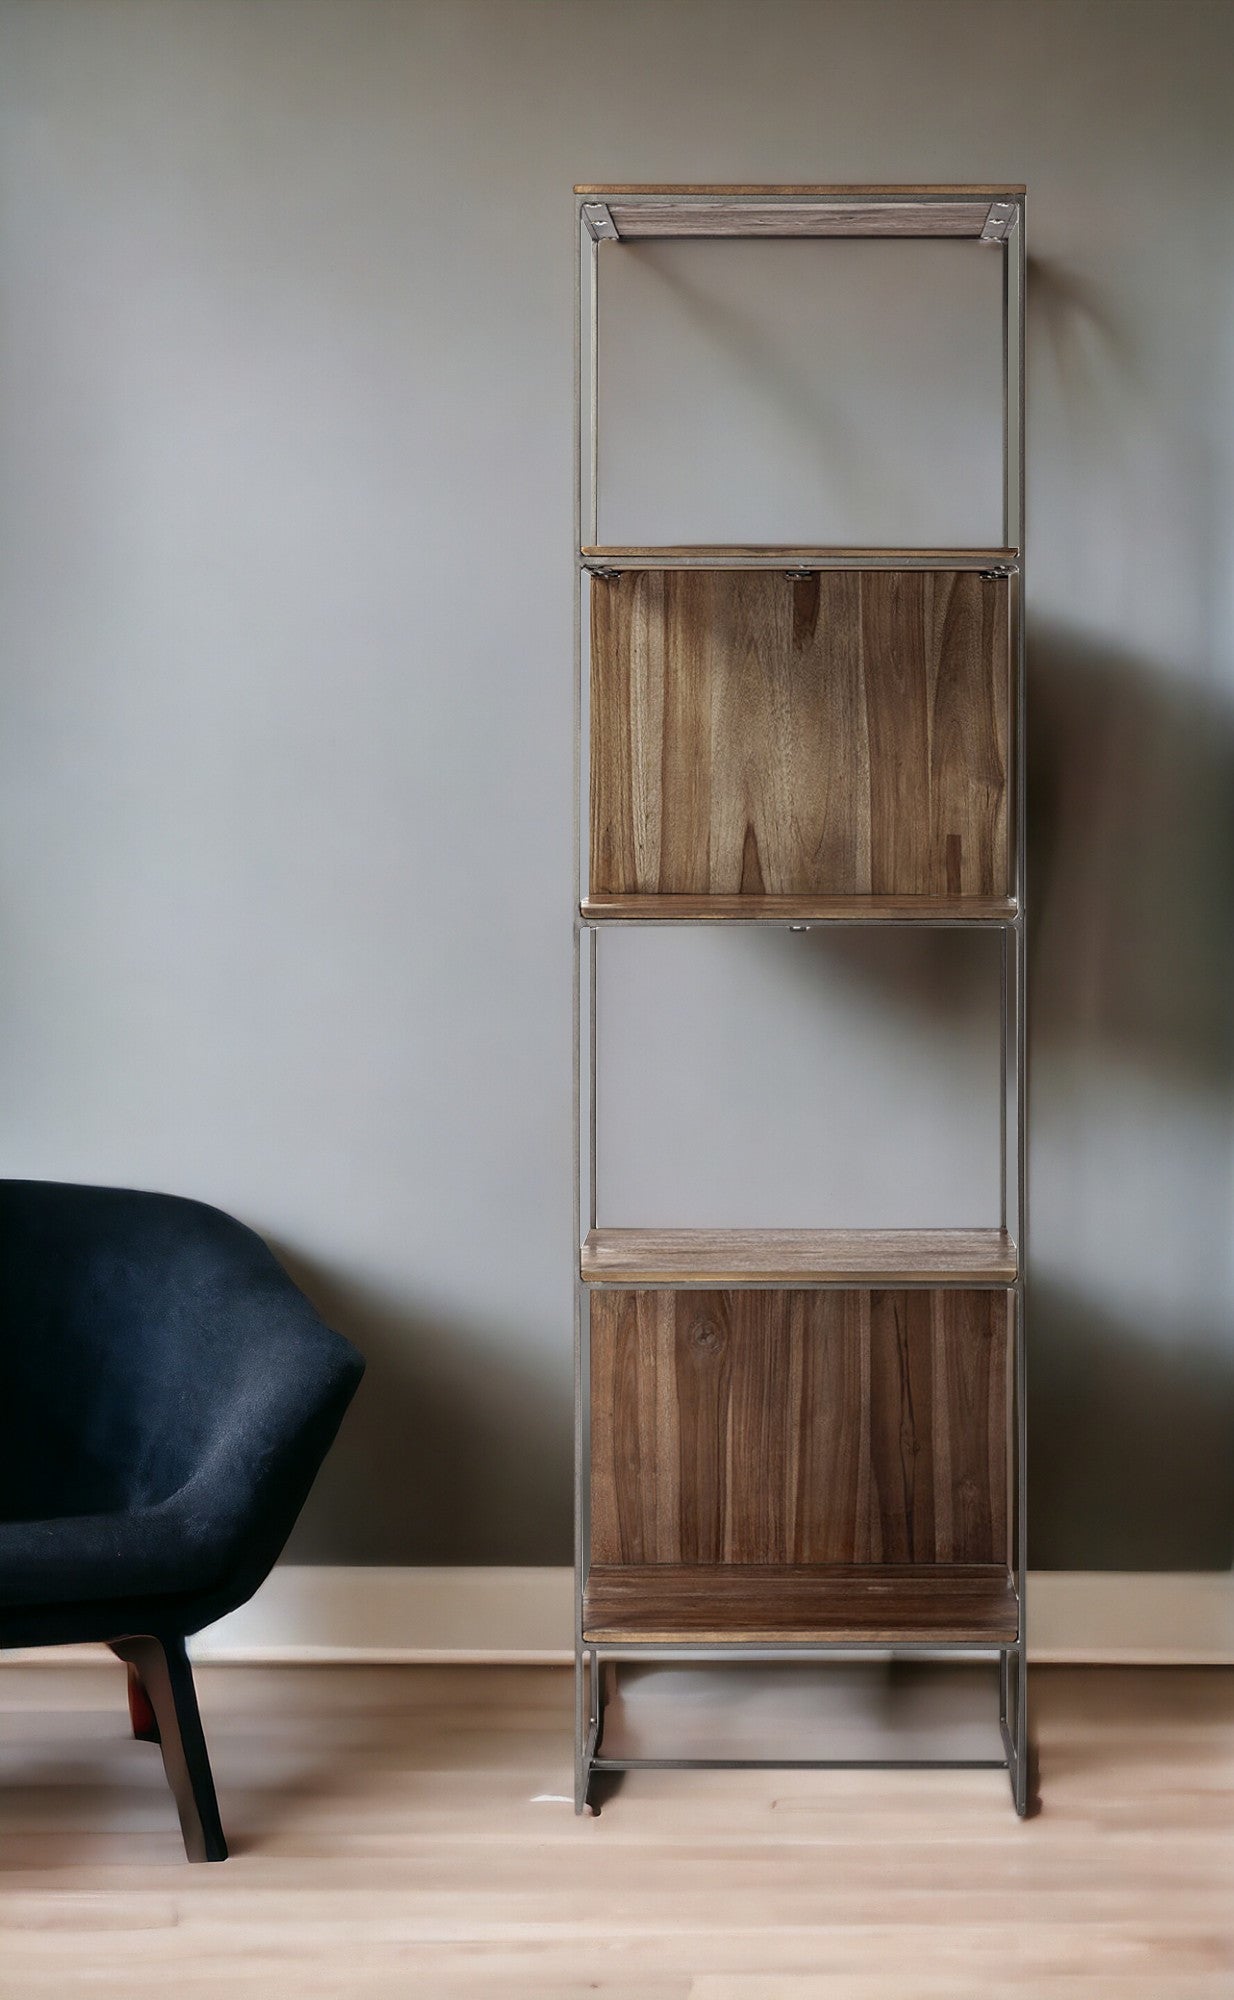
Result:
[589, 1288, 1009, 1566]
[590, 570, 1010, 899]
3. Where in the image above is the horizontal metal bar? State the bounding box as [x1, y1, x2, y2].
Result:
[590, 1755, 1009, 1773]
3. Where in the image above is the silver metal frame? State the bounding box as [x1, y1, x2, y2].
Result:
[573, 187, 1028, 1818]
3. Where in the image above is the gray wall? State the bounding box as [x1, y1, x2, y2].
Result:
[1, 0, 1230, 1569]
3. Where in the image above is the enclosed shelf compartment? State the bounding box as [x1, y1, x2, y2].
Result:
[588, 1288, 1010, 1571]
[589, 568, 1012, 908]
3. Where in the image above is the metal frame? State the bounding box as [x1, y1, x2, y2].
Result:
[573, 187, 1027, 1817]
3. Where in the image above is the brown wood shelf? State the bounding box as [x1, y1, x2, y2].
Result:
[581, 1228, 1017, 1289]
[575, 188, 1023, 241]
[589, 569, 1012, 903]
[581, 894, 1017, 926]
[582, 545, 1018, 571]
[591, 1289, 1009, 1568]
[583, 1564, 1019, 1645]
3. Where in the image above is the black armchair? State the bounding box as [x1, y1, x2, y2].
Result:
[0, 1180, 364, 1860]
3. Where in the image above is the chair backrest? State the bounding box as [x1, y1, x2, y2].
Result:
[0, 1180, 350, 1523]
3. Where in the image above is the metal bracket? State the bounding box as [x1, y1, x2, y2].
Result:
[981, 200, 1017, 244]
[587, 565, 622, 581]
[581, 201, 619, 242]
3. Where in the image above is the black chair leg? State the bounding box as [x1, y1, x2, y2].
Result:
[109, 1635, 228, 1862]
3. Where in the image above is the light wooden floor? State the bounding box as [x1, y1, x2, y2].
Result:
[0, 1660, 1231, 1997]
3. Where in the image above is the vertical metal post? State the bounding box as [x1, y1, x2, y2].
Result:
[1004, 200, 1029, 1815]
[572, 202, 590, 1814]
[999, 924, 1008, 1231]
[574, 204, 603, 1812]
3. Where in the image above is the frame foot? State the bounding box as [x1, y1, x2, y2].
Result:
[109, 1635, 228, 1862]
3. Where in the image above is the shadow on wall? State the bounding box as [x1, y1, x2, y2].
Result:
[1030, 1276, 1234, 1570]
[1027, 616, 1234, 1085]
[1025, 616, 1234, 1568]
[267, 1246, 572, 1566]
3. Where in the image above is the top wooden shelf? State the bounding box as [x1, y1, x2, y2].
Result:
[582, 547, 1018, 573]
[576, 186, 1024, 241]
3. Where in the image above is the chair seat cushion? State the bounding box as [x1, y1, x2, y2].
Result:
[0, 1490, 230, 1614]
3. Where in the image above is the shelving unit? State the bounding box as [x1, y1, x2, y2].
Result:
[573, 185, 1027, 1813]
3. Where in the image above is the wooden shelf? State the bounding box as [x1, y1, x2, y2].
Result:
[591, 1289, 1009, 1569]
[581, 894, 1017, 926]
[583, 1564, 1019, 1645]
[576, 187, 1023, 242]
[582, 546, 1018, 571]
[589, 569, 1012, 903]
[581, 1228, 1017, 1289]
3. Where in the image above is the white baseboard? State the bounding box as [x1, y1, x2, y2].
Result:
[1026, 1570, 1234, 1665]
[7, 1568, 1232, 1668]
[194, 1566, 573, 1665]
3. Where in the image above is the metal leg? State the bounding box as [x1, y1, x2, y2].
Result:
[1013, 1640, 1030, 1816]
[998, 1639, 1031, 1816]
[109, 1635, 227, 1862]
[575, 1646, 604, 1815]
[593, 1654, 612, 1755]
[573, 1643, 587, 1814]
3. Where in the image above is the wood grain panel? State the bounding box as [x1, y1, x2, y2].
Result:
[582, 1563, 1018, 1644]
[590, 570, 1010, 900]
[581, 1228, 1018, 1288]
[589, 1289, 1008, 1567]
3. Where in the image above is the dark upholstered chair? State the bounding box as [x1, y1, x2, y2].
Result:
[0, 1180, 364, 1860]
